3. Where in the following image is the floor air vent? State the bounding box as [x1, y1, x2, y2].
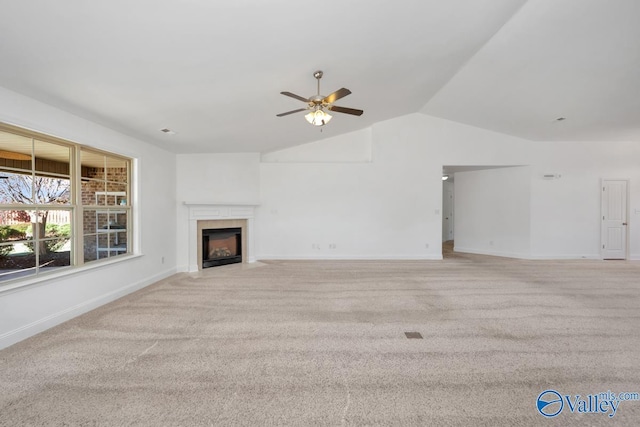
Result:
[404, 332, 423, 339]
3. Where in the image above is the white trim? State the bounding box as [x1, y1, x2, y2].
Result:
[257, 254, 443, 261]
[175, 264, 190, 273]
[0, 253, 144, 295]
[0, 267, 175, 350]
[527, 254, 601, 260]
[455, 246, 601, 260]
[453, 247, 530, 259]
[131, 157, 142, 255]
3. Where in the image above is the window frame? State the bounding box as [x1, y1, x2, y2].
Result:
[0, 122, 133, 287]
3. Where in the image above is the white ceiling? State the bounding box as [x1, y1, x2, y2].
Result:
[423, 0, 640, 142]
[1, 0, 638, 154]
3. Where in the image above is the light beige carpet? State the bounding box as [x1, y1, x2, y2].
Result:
[1, 254, 639, 426]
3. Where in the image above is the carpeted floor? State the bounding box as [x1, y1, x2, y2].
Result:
[1, 252, 639, 426]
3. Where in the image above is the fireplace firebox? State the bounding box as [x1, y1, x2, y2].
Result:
[202, 227, 242, 268]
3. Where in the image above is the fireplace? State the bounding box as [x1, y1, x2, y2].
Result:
[202, 227, 242, 268]
[184, 202, 256, 272]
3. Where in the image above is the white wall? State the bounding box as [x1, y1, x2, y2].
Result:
[258, 141, 436, 259]
[175, 153, 260, 271]
[176, 153, 260, 203]
[257, 114, 532, 260]
[256, 113, 640, 261]
[529, 142, 640, 259]
[262, 128, 372, 163]
[0, 86, 177, 349]
[454, 167, 531, 258]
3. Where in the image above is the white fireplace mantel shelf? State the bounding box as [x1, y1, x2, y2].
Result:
[184, 201, 259, 272]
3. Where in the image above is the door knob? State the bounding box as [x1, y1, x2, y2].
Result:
[623, 222, 628, 225]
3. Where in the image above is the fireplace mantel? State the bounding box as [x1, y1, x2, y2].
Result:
[184, 202, 259, 272]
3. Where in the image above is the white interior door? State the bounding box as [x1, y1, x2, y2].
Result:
[601, 180, 628, 260]
[445, 187, 454, 241]
[442, 181, 454, 242]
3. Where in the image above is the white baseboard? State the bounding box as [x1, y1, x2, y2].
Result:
[0, 268, 176, 350]
[527, 254, 601, 260]
[453, 247, 530, 259]
[175, 264, 190, 273]
[454, 246, 601, 260]
[257, 254, 443, 261]
[177, 258, 259, 274]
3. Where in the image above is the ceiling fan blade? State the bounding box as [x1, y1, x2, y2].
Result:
[323, 88, 351, 104]
[328, 105, 363, 116]
[276, 108, 308, 117]
[280, 91, 309, 103]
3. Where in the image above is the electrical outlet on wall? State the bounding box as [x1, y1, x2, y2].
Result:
[329, 243, 336, 249]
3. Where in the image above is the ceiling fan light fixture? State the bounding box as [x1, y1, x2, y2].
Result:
[278, 70, 362, 125]
[305, 108, 332, 126]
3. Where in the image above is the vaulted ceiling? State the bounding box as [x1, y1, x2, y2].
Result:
[1, 0, 638, 154]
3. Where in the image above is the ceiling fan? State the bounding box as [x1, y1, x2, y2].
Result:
[277, 70, 363, 126]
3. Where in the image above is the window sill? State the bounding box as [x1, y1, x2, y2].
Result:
[0, 253, 144, 295]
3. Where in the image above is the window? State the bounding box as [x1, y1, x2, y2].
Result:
[0, 123, 132, 284]
[80, 149, 130, 262]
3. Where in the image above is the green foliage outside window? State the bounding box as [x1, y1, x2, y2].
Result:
[0, 225, 26, 257]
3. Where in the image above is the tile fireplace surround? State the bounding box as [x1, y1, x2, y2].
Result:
[183, 202, 258, 272]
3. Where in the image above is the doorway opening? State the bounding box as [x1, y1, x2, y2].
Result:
[441, 165, 525, 259]
[442, 170, 454, 257]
